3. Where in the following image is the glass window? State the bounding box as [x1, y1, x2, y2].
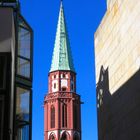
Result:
[18, 27, 31, 59]
[15, 87, 31, 140]
[16, 125, 29, 140]
[19, 17, 29, 29]
[17, 58, 30, 78]
[17, 16, 32, 79]
[16, 87, 30, 122]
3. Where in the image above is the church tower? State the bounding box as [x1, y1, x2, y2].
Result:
[44, 2, 81, 140]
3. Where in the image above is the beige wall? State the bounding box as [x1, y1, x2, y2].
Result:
[107, 0, 117, 9]
[95, 0, 140, 94]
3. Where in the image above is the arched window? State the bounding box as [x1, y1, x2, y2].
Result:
[73, 105, 78, 129]
[73, 133, 79, 140]
[49, 134, 55, 140]
[62, 104, 67, 127]
[51, 106, 55, 128]
[61, 132, 67, 140]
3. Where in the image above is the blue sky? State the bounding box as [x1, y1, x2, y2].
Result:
[20, 0, 106, 139]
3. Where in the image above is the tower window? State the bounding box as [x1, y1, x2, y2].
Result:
[62, 87, 66, 91]
[54, 75, 56, 79]
[74, 105, 78, 129]
[71, 75, 74, 80]
[73, 134, 79, 140]
[63, 74, 66, 78]
[54, 83, 56, 89]
[62, 104, 67, 127]
[71, 83, 74, 91]
[51, 106, 55, 128]
[49, 134, 55, 140]
[61, 133, 67, 140]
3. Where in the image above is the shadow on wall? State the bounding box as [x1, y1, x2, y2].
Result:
[96, 66, 140, 140]
[96, 66, 111, 108]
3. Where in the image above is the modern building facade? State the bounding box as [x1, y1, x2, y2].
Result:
[95, 0, 140, 139]
[44, 2, 81, 140]
[0, 0, 33, 140]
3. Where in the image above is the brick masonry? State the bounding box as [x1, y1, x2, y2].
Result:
[44, 71, 81, 140]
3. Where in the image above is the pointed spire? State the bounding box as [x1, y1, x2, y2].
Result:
[50, 2, 75, 72]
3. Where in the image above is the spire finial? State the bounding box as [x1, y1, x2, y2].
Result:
[60, 0, 63, 4]
[60, 0, 63, 7]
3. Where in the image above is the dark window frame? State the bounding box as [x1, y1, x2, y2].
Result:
[17, 25, 31, 78]
[13, 13, 33, 140]
[15, 14, 33, 81]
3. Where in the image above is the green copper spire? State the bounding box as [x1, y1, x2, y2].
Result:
[50, 2, 75, 72]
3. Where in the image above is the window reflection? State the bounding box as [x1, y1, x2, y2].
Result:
[18, 27, 31, 59]
[16, 87, 30, 122]
[17, 16, 32, 79]
[17, 58, 30, 78]
[16, 125, 29, 140]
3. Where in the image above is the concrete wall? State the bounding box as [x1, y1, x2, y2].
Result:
[95, 0, 140, 140]
[95, 0, 140, 94]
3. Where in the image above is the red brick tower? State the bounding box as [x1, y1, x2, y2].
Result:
[44, 2, 81, 140]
